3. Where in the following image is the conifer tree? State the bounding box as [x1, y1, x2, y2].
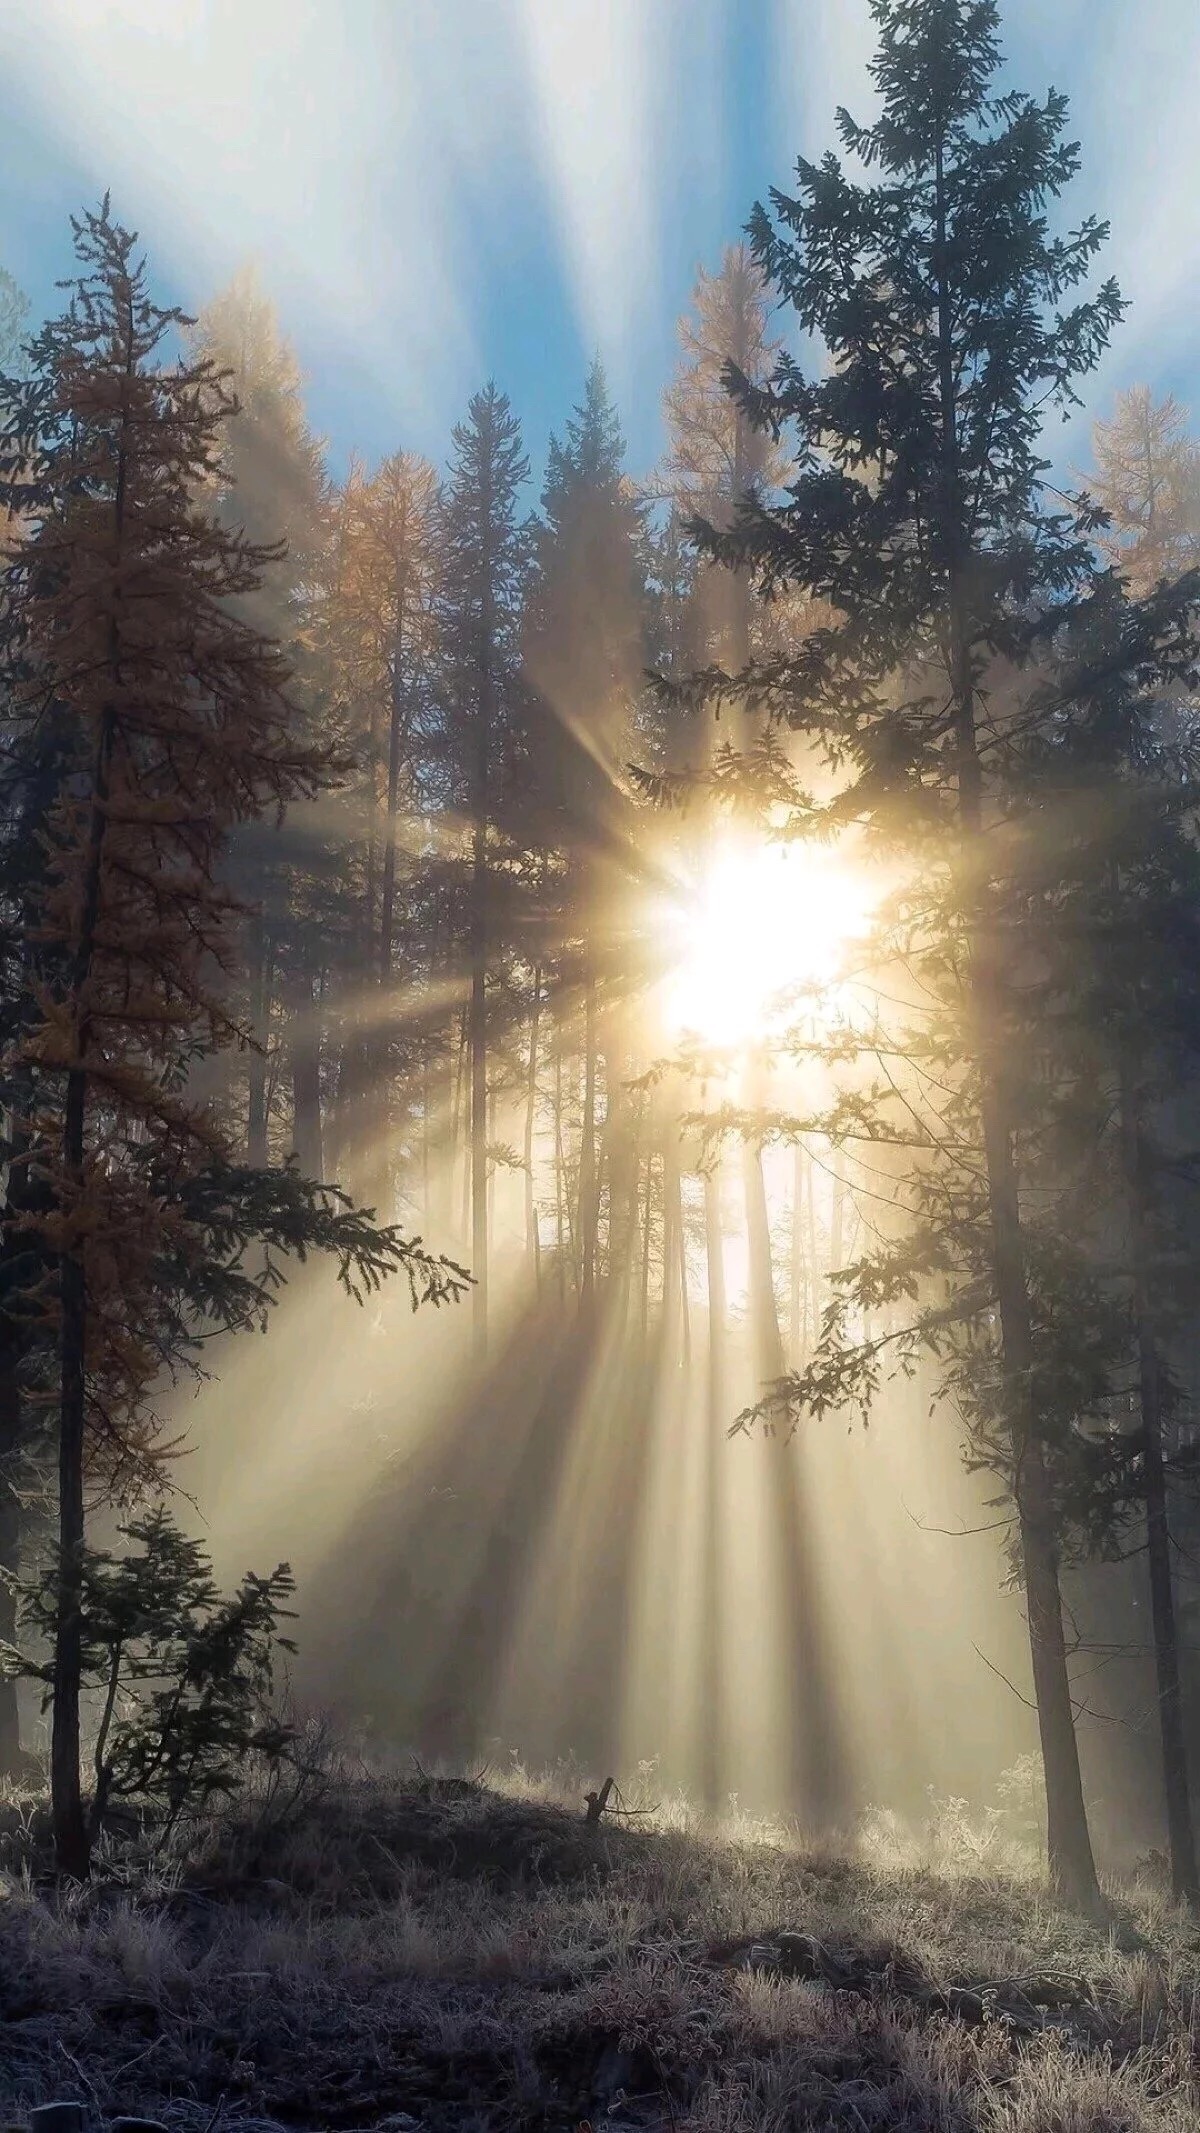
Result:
[682, 0, 1132, 1912]
[439, 385, 530, 1355]
[526, 361, 646, 1300]
[1091, 387, 1200, 597]
[323, 451, 441, 1199]
[189, 268, 331, 1172]
[1023, 579, 1200, 1900]
[0, 201, 466, 1873]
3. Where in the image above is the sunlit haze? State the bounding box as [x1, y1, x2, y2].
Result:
[662, 835, 873, 1047]
[2, 0, 1195, 2021]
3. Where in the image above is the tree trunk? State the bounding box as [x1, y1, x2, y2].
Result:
[0, 1355, 22, 1775]
[934, 129, 1100, 1916]
[554, 1025, 567, 1301]
[470, 806, 488, 1360]
[524, 969, 542, 1285]
[789, 1145, 807, 1363]
[700, 1161, 727, 1809]
[289, 958, 324, 1181]
[578, 956, 598, 1302]
[743, 1135, 784, 1385]
[53, 1068, 91, 1880]
[640, 1145, 655, 1337]
[1120, 1065, 1198, 1904]
[829, 1160, 845, 1282]
[379, 564, 409, 991]
[662, 1132, 684, 1331]
[246, 909, 270, 1166]
[54, 664, 121, 1879]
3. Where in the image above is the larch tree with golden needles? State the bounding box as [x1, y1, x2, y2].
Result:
[1091, 386, 1200, 599]
[324, 451, 441, 1201]
[0, 200, 467, 1877]
[189, 267, 331, 1175]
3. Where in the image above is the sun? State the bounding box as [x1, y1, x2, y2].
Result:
[660, 832, 871, 1048]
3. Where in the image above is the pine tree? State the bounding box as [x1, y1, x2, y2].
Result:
[681, 0, 1132, 1913]
[0, 201, 467, 1873]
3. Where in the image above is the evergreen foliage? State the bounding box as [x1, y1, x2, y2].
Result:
[669, 0, 1188, 1913]
[6, 1504, 297, 1835]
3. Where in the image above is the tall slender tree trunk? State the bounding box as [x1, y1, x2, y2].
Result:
[52, 341, 131, 1875]
[829, 1161, 845, 1282]
[1120, 1063, 1198, 1904]
[578, 955, 598, 1302]
[0, 1355, 22, 1774]
[640, 1145, 655, 1337]
[524, 969, 542, 1286]
[246, 908, 270, 1166]
[789, 1145, 808, 1362]
[55, 1131, 89, 1879]
[379, 565, 408, 991]
[662, 1132, 684, 1333]
[554, 1025, 567, 1301]
[700, 1161, 727, 1809]
[469, 483, 496, 1358]
[289, 957, 324, 1182]
[743, 1135, 784, 1385]
[55, 736, 116, 1879]
[934, 132, 1100, 1915]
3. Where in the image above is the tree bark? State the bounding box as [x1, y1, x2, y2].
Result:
[470, 796, 489, 1359]
[53, 377, 127, 1875]
[553, 1024, 567, 1301]
[743, 1134, 784, 1385]
[246, 908, 270, 1166]
[934, 129, 1100, 1915]
[379, 560, 409, 991]
[1120, 1064, 1198, 1904]
[578, 957, 598, 1301]
[523, 968, 542, 1286]
[789, 1145, 808, 1363]
[289, 957, 324, 1181]
[700, 1161, 727, 1810]
[0, 1355, 22, 1774]
[469, 468, 495, 1357]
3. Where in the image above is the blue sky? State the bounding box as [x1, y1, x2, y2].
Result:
[1, 0, 1196, 493]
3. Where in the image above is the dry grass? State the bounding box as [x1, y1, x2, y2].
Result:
[1, 1760, 1199, 2133]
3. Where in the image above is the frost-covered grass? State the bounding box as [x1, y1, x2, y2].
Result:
[0, 1753, 1198, 2133]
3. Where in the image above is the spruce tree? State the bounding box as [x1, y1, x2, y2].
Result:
[683, 0, 1131, 1912]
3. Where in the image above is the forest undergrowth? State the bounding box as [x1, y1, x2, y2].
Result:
[1, 1741, 1199, 2133]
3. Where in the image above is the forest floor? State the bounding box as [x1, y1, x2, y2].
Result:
[1, 1755, 1199, 2133]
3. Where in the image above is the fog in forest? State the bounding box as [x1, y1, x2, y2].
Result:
[5, 0, 1200, 1941]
